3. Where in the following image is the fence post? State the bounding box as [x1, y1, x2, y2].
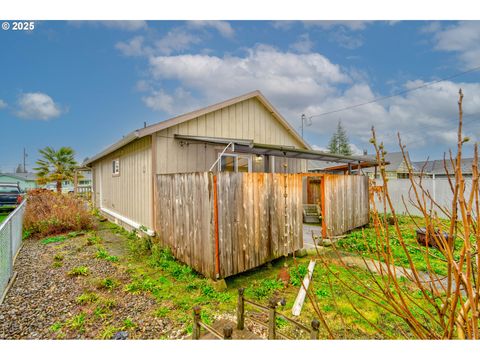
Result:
[223, 325, 233, 339]
[192, 306, 201, 340]
[268, 298, 278, 340]
[237, 288, 245, 330]
[310, 319, 320, 340]
[9, 220, 13, 279]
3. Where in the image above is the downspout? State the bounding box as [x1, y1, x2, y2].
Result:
[213, 174, 220, 278]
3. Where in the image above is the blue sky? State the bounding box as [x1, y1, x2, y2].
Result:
[1, 20, 480, 172]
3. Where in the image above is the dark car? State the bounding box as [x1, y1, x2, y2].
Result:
[0, 183, 24, 207]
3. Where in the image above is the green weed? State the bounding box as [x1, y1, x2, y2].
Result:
[123, 318, 136, 330]
[290, 265, 308, 286]
[76, 291, 99, 305]
[96, 278, 119, 291]
[155, 306, 170, 318]
[53, 253, 64, 261]
[49, 322, 63, 332]
[68, 266, 89, 277]
[66, 313, 86, 333]
[246, 278, 284, 299]
[41, 235, 67, 245]
[95, 248, 118, 262]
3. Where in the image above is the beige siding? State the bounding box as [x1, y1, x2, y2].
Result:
[92, 137, 153, 229]
[155, 97, 307, 174]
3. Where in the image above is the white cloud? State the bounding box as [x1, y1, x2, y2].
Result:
[290, 33, 314, 53]
[142, 88, 199, 114]
[188, 21, 235, 38]
[127, 40, 479, 156]
[147, 44, 350, 111]
[0, 99, 7, 109]
[272, 20, 372, 31]
[69, 20, 147, 31]
[329, 28, 364, 49]
[16, 92, 63, 120]
[429, 21, 480, 68]
[155, 28, 202, 55]
[303, 20, 372, 31]
[116, 36, 150, 57]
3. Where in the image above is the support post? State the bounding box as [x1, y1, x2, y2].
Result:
[223, 325, 233, 339]
[310, 319, 320, 340]
[192, 306, 201, 340]
[237, 288, 245, 330]
[268, 298, 278, 340]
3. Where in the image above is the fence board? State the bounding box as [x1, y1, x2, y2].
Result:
[324, 174, 369, 236]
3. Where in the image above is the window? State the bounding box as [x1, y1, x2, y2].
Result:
[218, 154, 252, 172]
[112, 159, 120, 176]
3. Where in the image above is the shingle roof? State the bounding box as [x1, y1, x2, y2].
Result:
[412, 158, 479, 175]
[363, 151, 413, 173]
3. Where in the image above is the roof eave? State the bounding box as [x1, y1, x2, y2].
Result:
[83, 131, 140, 166]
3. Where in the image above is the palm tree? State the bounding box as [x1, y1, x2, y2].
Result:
[34, 146, 78, 193]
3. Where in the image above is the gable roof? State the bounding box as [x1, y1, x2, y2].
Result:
[84, 90, 310, 166]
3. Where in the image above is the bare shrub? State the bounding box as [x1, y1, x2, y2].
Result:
[308, 89, 479, 339]
[24, 189, 94, 238]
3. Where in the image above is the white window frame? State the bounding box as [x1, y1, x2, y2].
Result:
[218, 153, 252, 173]
[112, 158, 120, 176]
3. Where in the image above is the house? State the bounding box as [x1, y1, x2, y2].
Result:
[0, 172, 37, 191]
[84, 90, 374, 278]
[413, 158, 479, 178]
[364, 151, 415, 179]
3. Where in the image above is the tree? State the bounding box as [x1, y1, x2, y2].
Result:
[328, 121, 353, 156]
[34, 146, 78, 193]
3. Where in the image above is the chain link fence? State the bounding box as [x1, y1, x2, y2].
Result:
[0, 200, 26, 303]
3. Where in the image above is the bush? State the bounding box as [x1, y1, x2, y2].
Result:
[24, 189, 94, 238]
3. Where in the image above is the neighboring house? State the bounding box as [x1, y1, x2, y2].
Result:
[84, 90, 373, 236]
[364, 151, 415, 179]
[0, 172, 37, 191]
[308, 154, 377, 174]
[412, 158, 479, 178]
[44, 171, 93, 193]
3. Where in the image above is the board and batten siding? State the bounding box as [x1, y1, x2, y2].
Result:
[92, 136, 153, 229]
[154, 97, 307, 174]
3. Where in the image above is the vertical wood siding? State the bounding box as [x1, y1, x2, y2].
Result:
[93, 137, 153, 229]
[323, 174, 369, 236]
[155, 97, 307, 174]
[154, 172, 303, 279]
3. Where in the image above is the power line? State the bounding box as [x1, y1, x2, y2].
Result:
[307, 65, 480, 120]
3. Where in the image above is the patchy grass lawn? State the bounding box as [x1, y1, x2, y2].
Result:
[336, 215, 461, 276]
[3, 218, 433, 340]
[103, 221, 421, 339]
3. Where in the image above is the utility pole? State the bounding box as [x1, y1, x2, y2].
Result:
[23, 148, 28, 173]
[300, 114, 311, 139]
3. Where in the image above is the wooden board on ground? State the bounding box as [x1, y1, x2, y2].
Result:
[291, 260, 316, 316]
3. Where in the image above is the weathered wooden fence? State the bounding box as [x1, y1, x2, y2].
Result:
[155, 172, 370, 278]
[156, 172, 303, 279]
[323, 174, 370, 236]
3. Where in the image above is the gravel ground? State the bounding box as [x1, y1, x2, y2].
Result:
[0, 228, 177, 340]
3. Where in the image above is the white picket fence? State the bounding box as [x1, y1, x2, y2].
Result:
[0, 200, 26, 303]
[372, 178, 476, 218]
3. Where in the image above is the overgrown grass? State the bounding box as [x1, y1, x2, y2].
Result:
[95, 248, 119, 262]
